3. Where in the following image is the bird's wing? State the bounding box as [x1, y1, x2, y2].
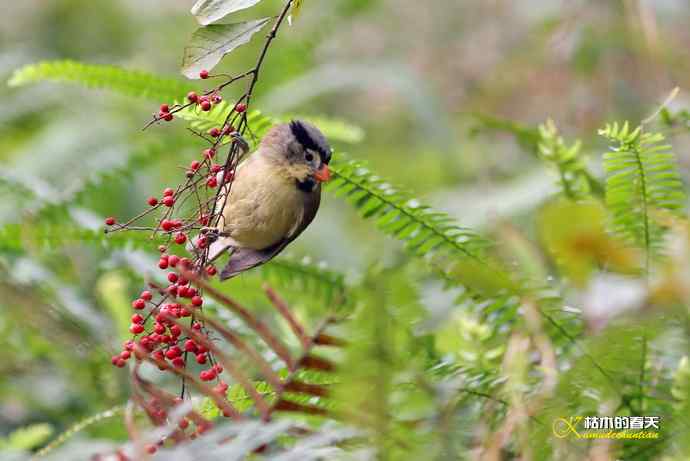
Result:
[219, 185, 321, 280]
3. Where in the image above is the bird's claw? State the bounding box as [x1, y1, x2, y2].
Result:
[200, 227, 232, 243]
[229, 132, 250, 154]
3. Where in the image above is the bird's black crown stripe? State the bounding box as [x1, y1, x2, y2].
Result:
[289, 120, 332, 164]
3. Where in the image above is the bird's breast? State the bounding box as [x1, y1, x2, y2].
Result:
[218, 156, 310, 250]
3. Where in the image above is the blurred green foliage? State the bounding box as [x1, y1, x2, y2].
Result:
[2, 1, 690, 460]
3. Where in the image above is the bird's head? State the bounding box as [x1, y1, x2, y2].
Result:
[260, 120, 332, 190]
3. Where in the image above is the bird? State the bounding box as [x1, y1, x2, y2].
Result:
[205, 120, 332, 280]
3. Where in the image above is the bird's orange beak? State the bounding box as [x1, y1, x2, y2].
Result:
[313, 164, 331, 182]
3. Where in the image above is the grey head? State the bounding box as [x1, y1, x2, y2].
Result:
[260, 120, 332, 191]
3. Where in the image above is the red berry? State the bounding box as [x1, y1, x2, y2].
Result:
[161, 220, 174, 232]
[120, 350, 131, 360]
[210, 164, 222, 174]
[179, 419, 190, 429]
[146, 444, 157, 455]
[170, 325, 182, 337]
[163, 188, 174, 196]
[154, 323, 166, 334]
[166, 346, 181, 359]
[199, 70, 209, 79]
[168, 272, 178, 283]
[178, 286, 190, 297]
[147, 197, 158, 206]
[163, 113, 174, 122]
[158, 245, 167, 253]
[158, 258, 169, 270]
[130, 323, 145, 335]
[209, 127, 221, 138]
[131, 314, 144, 324]
[167, 285, 178, 296]
[105, 217, 116, 226]
[203, 148, 216, 159]
[213, 364, 223, 374]
[235, 102, 247, 113]
[206, 265, 217, 276]
[162, 196, 175, 207]
[190, 160, 201, 171]
[191, 295, 203, 307]
[212, 94, 223, 104]
[206, 176, 217, 188]
[116, 359, 126, 368]
[223, 125, 235, 135]
[180, 257, 192, 268]
[160, 104, 170, 113]
[174, 233, 187, 245]
[187, 91, 199, 103]
[200, 100, 212, 111]
[184, 339, 197, 352]
[196, 353, 207, 364]
[140, 290, 153, 301]
[193, 322, 202, 331]
[197, 236, 208, 248]
[172, 357, 185, 368]
[132, 298, 146, 310]
[168, 255, 180, 267]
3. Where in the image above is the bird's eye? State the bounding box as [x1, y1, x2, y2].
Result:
[305, 152, 314, 162]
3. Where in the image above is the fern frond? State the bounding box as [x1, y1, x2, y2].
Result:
[0, 423, 53, 452]
[260, 257, 347, 306]
[537, 119, 590, 200]
[8, 60, 192, 102]
[34, 406, 123, 458]
[600, 121, 686, 262]
[283, 115, 365, 144]
[177, 108, 363, 147]
[0, 223, 162, 253]
[328, 158, 490, 264]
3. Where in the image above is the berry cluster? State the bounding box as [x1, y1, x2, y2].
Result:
[104, 69, 253, 424]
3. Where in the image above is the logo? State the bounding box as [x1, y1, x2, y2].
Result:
[552, 416, 661, 439]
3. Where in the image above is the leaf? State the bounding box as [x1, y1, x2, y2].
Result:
[191, 0, 264, 26]
[600, 122, 687, 266]
[182, 18, 270, 79]
[7, 60, 191, 102]
[288, 0, 304, 25]
[0, 424, 53, 451]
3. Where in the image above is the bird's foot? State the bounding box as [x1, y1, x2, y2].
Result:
[229, 132, 250, 155]
[199, 227, 231, 244]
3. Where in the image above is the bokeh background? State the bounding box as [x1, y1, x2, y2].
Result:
[2, 0, 690, 458]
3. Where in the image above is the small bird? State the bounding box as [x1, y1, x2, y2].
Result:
[207, 120, 332, 280]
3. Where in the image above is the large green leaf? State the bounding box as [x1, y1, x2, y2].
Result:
[182, 18, 270, 78]
[191, 0, 265, 26]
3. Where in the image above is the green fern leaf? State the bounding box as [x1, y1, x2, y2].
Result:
[327, 158, 490, 265]
[537, 119, 590, 200]
[600, 121, 686, 262]
[0, 223, 163, 253]
[260, 257, 347, 306]
[8, 60, 193, 102]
